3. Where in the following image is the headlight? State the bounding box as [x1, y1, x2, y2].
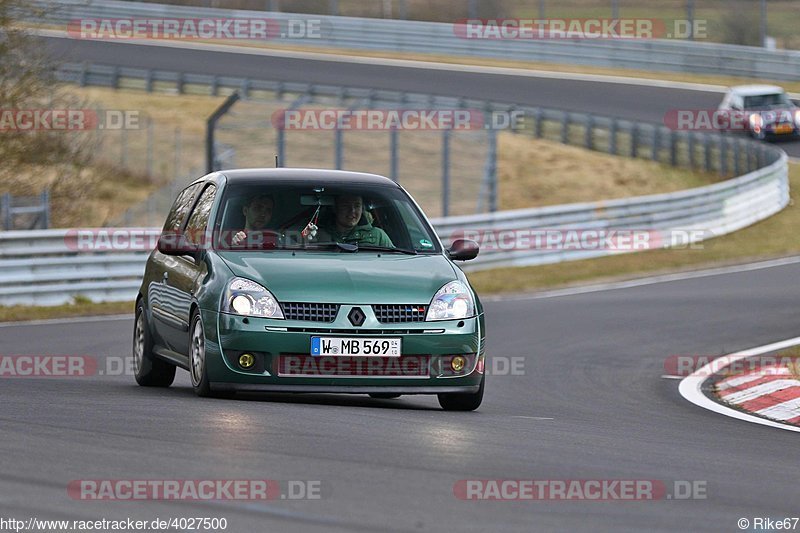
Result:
[425, 280, 475, 321]
[794, 109, 800, 127]
[222, 277, 284, 319]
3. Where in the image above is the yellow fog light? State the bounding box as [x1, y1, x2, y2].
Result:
[451, 356, 466, 372]
[238, 353, 256, 369]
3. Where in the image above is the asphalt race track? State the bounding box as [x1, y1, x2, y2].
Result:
[0, 37, 797, 532]
[2, 263, 799, 532]
[41, 36, 800, 157]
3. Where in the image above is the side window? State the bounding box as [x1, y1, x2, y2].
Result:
[163, 183, 201, 232]
[185, 185, 217, 245]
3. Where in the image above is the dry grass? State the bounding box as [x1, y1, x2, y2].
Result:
[497, 132, 719, 209]
[61, 86, 719, 219]
[0, 300, 133, 323]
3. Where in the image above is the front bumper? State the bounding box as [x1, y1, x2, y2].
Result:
[202, 308, 485, 393]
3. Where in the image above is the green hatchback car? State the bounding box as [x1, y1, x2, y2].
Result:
[133, 169, 485, 410]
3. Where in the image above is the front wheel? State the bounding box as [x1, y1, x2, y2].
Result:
[189, 309, 234, 399]
[438, 375, 484, 411]
[133, 302, 176, 387]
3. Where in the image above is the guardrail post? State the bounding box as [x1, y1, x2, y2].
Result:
[609, 118, 617, 155]
[41, 190, 50, 230]
[111, 66, 119, 89]
[145, 69, 154, 92]
[669, 131, 678, 167]
[442, 128, 450, 217]
[733, 139, 742, 176]
[687, 132, 695, 168]
[487, 128, 498, 212]
[210, 76, 219, 97]
[240, 79, 251, 99]
[651, 126, 660, 161]
[747, 141, 755, 172]
[703, 134, 711, 172]
[390, 126, 399, 182]
[584, 115, 594, 150]
[79, 62, 88, 87]
[177, 72, 185, 94]
[631, 123, 638, 158]
[334, 125, 344, 170]
[719, 136, 727, 176]
[560, 113, 569, 144]
[534, 108, 544, 138]
[2, 194, 10, 231]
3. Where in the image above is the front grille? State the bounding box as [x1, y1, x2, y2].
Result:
[281, 303, 339, 322]
[283, 327, 430, 335]
[372, 304, 428, 324]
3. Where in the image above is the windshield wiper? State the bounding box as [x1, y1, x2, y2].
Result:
[355, 244, 418, 255]
[283, 242, 358, 253]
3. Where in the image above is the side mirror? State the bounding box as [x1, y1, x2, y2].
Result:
[157, 232, 202, 257]
[447, 239, 479, 261]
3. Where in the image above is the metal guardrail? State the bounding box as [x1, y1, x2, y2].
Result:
[0, 148, 788, 305]
[1, 192, 50, 231]
[30, 0, 800, 81]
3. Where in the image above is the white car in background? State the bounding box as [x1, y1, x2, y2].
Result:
[718, 85, 800, 141]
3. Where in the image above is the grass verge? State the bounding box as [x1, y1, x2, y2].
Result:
[0, 300, 133, 323]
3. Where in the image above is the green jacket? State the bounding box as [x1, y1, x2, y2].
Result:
[331, 223, 394, 247]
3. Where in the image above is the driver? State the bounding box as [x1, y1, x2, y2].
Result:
[231, 194, 276, 247]
[318, 194, 393, 247]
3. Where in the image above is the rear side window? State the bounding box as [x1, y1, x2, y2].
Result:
[162, 183, 202, 232]
[184, 185, 217, 245]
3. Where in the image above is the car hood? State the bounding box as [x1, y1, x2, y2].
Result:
[217, 251, 459, 304]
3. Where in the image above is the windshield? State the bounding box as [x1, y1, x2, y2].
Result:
[743, 92, 792, 110]
[213, 181, 441, 254]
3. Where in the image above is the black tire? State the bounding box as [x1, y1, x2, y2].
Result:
[133, 302, 176, 387]
[437, 375, 484, 411]
[369, 393, 402, 399]
[189, 309, 234, 399]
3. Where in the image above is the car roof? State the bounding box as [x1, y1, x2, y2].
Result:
[729, 85, 786, 96]
[210, 168, 400, 187]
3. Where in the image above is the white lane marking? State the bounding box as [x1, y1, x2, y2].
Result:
[756, 397, 800, 421]
[678, 336, 800, 433]
[0, 314, 132, 328]
[483, 255, 800, 302]
[511, 416, 554, 420]
[36, 29, 737, 94]
[660, 375, 684, 380]
[720, 380, 800, 404]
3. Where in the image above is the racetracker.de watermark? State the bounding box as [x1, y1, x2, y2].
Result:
[664, 109, 800, 132]
[664, 354, 800, 377]
[449, 228, 709, 252]
[68, 18, 328, 40]
[67, 480, 324, 500]
[270, 109, 526, 131]
[453, 18, 707, 40]
[454, 479, 708, 500]
[0, 109, 140, 131]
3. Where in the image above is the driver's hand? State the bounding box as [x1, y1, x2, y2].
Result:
[232, 231, 246, 246]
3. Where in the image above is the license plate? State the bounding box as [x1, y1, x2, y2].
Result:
[311, 337, 401, 357]
[775, 124, 793, 134]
